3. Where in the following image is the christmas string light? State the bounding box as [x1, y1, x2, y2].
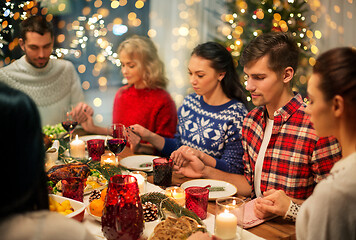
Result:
[220, 0, 316, 99]
[53, 14, 121, 67]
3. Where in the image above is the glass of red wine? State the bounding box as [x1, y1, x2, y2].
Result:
[107, 124, 127, 156]
[61, 107, 78, 143]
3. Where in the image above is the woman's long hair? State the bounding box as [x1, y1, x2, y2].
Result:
[0, 82, 48, 219]
[191, 42, 248, 107]
[118, 35, 168, 89]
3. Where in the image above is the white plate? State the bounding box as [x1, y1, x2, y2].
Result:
[180, 179, 237, 200]
[78, 135, 112, 143]
[120, 155, 159, 172]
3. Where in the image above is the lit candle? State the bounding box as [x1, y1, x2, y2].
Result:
[100, 152, 117, 166]
[131, 172, 146, 194]
[165, 186, 186, 206]
[215, 211, 238, 239]
[70, 135, 85, 159]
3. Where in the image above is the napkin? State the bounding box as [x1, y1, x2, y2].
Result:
[243, 198, 276, 229]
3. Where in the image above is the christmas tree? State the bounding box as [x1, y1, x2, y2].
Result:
[220, 0, 316, 100]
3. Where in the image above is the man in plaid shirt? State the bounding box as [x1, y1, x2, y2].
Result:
[172, 32, 341, 205]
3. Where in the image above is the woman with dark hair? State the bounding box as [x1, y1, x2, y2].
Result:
[254, 47, 356, 239]
[0, 83, 95, 239]
[129, 42, 248, 174]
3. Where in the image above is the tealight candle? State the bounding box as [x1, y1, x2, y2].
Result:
[100, 152, 117, 166]
[215, 211, 238, 239]
[70, 135, 85, 159]
[165, 186, 186, 206]
[215, 197, 245, 240]
[130, 171, 147, 195]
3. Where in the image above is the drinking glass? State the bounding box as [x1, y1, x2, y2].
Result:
[61, 177, 85, 202]
[61, 107, 78, 143]
[101, 175, 144, 240]
[153, 158, 173, 187]
[107, 124, 127, 156]
[215, 197, 245, 240]
[185, 186, 209, 220]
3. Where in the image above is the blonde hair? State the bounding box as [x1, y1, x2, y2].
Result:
[117, 35, 167, 89]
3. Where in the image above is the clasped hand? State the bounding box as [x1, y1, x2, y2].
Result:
[170, 146, 206, 178]
[254, 189, 292, 219]
[70, 102, 93, 124]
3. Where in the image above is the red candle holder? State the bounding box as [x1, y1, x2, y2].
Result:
[61, 177, 85, 202]
[101, 175, 144, 240]
[153, 157, 173, 187]
[87, 139, 105, 161]
[185, 186, 209, 220]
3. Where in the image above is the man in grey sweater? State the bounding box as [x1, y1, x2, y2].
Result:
[0, 15, 93, 126]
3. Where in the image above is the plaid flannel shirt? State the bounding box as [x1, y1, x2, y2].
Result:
[242, 93, 342, 199]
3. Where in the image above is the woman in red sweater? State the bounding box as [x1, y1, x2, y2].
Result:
[81, 36, 177, 152]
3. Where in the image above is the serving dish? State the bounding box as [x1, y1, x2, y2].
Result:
[49, 194, 86, 222]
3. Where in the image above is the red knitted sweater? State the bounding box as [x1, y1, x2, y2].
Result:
[112, 85, 177, 138]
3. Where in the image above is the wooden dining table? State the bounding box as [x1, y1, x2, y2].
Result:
[115, 147, 297, 240]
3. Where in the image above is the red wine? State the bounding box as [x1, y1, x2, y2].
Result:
[62, 121, 78, 132]
[107, 138, 126, 155]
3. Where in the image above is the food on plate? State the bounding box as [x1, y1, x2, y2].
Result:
[100, 187, 107, 201]
[49, 197, 74, 215]
[47, 163, 91, 184]
[42, 123, 67, 138]
[84, 169, 107, 193]
[150, 216, 203, 240]
[89, 198, 105, 217]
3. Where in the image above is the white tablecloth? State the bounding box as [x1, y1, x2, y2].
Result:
[83, 183, 264, 240]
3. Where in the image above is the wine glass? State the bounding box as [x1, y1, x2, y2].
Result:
[107, 123, 127, 156]
[61, 107, 78, 143]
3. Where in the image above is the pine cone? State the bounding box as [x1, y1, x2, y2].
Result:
[89, 189, 101, 202]
[143, 201, 158, 222]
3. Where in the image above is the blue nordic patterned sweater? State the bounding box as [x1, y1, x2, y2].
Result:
[162, 93, 247, 174]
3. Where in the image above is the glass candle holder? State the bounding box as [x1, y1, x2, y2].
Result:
[215, 197, 245, 240]
[87, 139, 105, 161]
[100, 152, 117, 166]
[101, 175, 144, 240]
[165, 186, 186, 206]
[185, 186, 209, 220]
[61, 177, 85, 202]
[153, 158, 173, 187]
[130, 171, 147, 195]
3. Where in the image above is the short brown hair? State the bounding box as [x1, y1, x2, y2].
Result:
[240, 32, 299, 74]
[20, 15, 53, 41]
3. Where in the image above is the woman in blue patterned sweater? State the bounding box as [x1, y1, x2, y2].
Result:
[127, 42, 248, 174]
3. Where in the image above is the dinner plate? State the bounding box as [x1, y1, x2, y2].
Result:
[79, 135, 112, 143]
[120, 155, 159, 172]
[84, 184, 107, 195]
[180, 179, 237, 200]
